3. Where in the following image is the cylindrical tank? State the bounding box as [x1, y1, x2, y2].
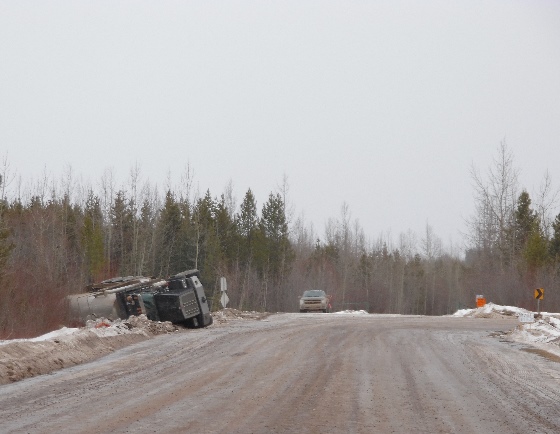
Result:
[67, 292, 123, 322]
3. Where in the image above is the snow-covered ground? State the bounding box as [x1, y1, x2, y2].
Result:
[0, 309, 276, 384]
[332, 309, 369, 315]
[0, 326, 80, 346]
[0, 315, 179, 384]
[452, 302, 560, 353]
[0, 315, 176, 347]
[451, 302, 529, 319]
[0, 309, 269, 350]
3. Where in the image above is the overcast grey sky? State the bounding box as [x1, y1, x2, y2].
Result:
[1, 1, 559, 248]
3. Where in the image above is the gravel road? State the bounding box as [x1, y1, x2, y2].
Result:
[1, 313, 560, 433]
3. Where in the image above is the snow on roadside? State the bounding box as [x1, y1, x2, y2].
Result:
[510, 318, 560, 344]
[0, 311, 270, 385]
[450, 302, 525, 319]
[0, 327, 80, 346]
[0, 315, 177, 347]
[86, 315, 178, 336]
[451, 302, 560, 355]
[212, 308, 271, 324]
[0, 315, 178, 385]
[506, 314, 560, 361]
[332, 310, 369, 315]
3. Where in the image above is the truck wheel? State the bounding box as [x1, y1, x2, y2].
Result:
[184, 317, 197, 328]
[203, 313, 213, 327]
[197, 313, 213, 328]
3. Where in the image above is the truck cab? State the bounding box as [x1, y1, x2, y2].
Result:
[163, 270, 213, 327]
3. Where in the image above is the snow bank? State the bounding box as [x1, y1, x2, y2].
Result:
[332, 310, 369, 315]
[0, 315, 176, 347]
[0, 315, 178, 384]
[451, 302, 525, 319]
[0, 311, 267, 384]
[0, 327, 80, 346]
[451, 302, 560, 353]
[510, 318, 560, 345]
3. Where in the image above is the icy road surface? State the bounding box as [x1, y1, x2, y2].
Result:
[1, 313, 560, 433]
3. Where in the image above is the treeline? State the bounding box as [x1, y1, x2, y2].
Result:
[1, 142, 560, 338]
[0, 165, 296, 337]
[465, 141, 560, 309]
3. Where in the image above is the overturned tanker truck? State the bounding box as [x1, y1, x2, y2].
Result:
[67, 269, 213, 328]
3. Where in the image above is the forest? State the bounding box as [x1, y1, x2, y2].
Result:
[1, 142, 560, 338]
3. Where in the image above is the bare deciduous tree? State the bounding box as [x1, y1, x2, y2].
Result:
[468, 139, 519, 269]
[223, 179, 237, 220]
[534, 170, 560, 238]
[100, 167, 115, 274]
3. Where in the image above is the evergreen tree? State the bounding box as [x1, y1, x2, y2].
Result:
[215, 194, 237, 267]
[511, 190, 547, 270]
[110, 190, 134, 275]
[177, 196, 199, 272]
[60, 193, 81, 264]
[259, 192, 295, 285]
[192, 190, 216, 268]
[524, 227, 548, 269]
[156, 191, 183, 276]
[81, 191, 105, 282]
[136, 198, 157, 275]
[193, 191, 221, 294]
[550, 213, 560, 262]
[238, 190, 258, 235]
[236, 189, 259, 265]
[233, 189, 260, 309]
[512, 191, 538, 253]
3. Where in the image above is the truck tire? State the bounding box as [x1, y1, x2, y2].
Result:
[184, 317, 197, 328]
[203, 313, 213, 327]
[197, 312, 213, 328]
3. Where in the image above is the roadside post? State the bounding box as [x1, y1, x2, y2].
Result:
[220, 277, 229, 309]
[534, 287, 544, 315]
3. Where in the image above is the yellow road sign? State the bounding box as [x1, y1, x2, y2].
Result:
[534, 288, 544, 300]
